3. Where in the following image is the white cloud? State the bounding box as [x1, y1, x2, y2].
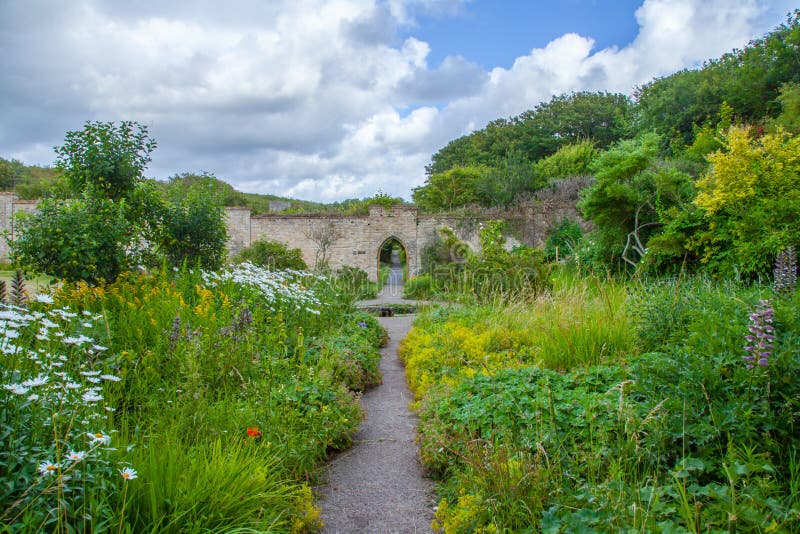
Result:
[0, 0, 793, 202]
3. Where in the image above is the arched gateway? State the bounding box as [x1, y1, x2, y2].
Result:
[225, 204, 473, 282]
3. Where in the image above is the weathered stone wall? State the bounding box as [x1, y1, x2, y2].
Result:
[0, 192, 586, 279]
[0, 194, 39, 262]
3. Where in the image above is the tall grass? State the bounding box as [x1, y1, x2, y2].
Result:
[400, 273, 634, 400]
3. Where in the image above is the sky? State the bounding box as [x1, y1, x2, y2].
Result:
[0, 0, 796, 202]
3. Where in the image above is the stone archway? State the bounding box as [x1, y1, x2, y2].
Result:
[376, 235, 408, 286]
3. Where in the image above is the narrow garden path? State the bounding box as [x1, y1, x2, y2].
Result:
[317, 256, 436, 533]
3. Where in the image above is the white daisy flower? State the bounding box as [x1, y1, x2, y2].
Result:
[87, 431, 111, 445]
[35, 294, 54, 304]
[22, 374, 49, 388]
[101, 374, 122, 382]
[3, 383, 29, 395]
[38, 461, 59, 476]
[119, 467, 138, 481]
[67, 450, 86, 463]
[82, 391, 103, 403]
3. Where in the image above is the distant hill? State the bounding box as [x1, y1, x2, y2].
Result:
[0, 160, 402, 215]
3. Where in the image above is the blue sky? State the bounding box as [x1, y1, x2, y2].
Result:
[406, 0, 644, 68]
[0, 0, 796, 201]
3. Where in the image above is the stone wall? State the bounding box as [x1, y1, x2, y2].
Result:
[0, 193, 39, 262]
[0, 192, 586, 279]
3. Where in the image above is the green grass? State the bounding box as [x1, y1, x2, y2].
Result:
[0, 270, 56, 295]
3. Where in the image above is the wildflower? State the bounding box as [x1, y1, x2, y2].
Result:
[101, 374, 122, 382]
[67, 450, 87, 463]
[81, 370, 101, 377]
[87, 431, 111, 445]
[35, 294, 54, 304]
[82, 391, 103, 403]
[38, 461, 59, 476]
[22, 374, 49, 388]
[3, 383, 29, 395]
[357, 321, 368, 328]
[119, 467, 138, 480]
[774, 246, 797, 294]
[247, 427, 262, 438]
[743, 299, 775, 369]
[27, 393, 40, 402]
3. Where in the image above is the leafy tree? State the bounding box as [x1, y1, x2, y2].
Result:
[474, 152, 542, 207]
[535, 140, 598, 180]
[232, 239, 307, 270]
[767, 82, 800, 134]
[690, 126, 800, 275]
[10, 121, 226, 280]
[426, 92, 631, 178]
[54, 121, 156, 200]
[635, 10, 800, 150]
[412, 166, 484, 211]
[12, 197, 130, 282]
[578, 133, 695, 268]
[159, 183, 228, 270]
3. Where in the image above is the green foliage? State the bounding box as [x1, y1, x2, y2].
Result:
[635, 10, 800, 150]
[12, 197, 132, 282]
[0, 158, 66, 198]
[578, 133, 696, 269]
[768, 81, 800, 134]
[534, 140, 598, 180]
[410, 274, 800, 532]
[692, 126, 800, 275]
[544, 217, 583, 262]
[159, 183, 228, 270]
[233, 239, 307, 270]
[55, 121, 156, 201]
[412, 165, 483, 211]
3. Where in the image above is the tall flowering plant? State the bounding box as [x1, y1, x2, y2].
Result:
[0, 296, 135, 531]
[743, 299, 775, 370]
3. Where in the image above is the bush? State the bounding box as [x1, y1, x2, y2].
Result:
[232, 239, 307, 270]
[544, 217, 583, 262]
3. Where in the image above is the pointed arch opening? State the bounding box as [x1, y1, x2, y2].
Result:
[377, 236, 408, 290]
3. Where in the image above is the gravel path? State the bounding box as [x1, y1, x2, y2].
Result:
[317, 314, 436, 533]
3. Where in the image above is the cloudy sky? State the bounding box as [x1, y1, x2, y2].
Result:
[0, 0, 795, 202]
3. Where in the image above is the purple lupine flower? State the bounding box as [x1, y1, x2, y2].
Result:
[774, 246, 797, 295]
[743, 299, 775, 369]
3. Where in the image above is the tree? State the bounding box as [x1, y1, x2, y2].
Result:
[14, 121, 235, 279]
[54, 121, 156, 200]
[578, 133, 695, 268]
[690, 126, 800, 275]
[12, 197, 130, 283]
[412, 166, 483, 211]
[305, 222, 342, 269]
[534, 140, 598, 181]
[159, 183, 228, 270]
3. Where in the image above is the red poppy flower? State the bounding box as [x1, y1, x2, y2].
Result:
[246, 427, 262, 438]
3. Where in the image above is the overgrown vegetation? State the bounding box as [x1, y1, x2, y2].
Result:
[0, 264, 386, 532]
[402, 271, 800, 532]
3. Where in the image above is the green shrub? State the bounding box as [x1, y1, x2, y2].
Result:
[231, 239, 307, 270]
